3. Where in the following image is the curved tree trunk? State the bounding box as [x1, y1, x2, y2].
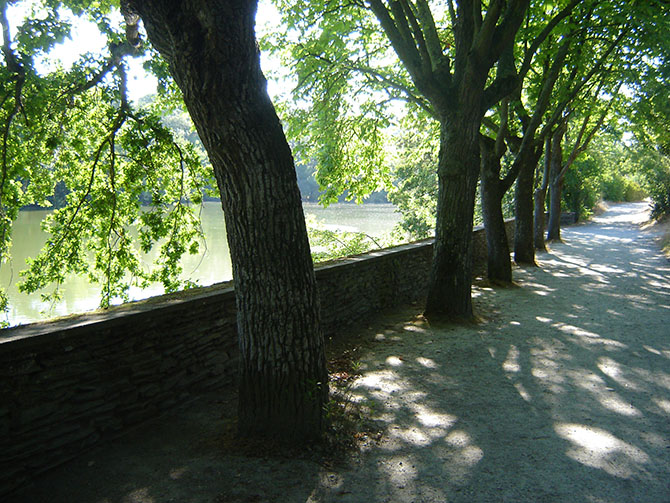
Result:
[424, 115, 481, 320]
[480, 138, 512, 283]
[131, 0, 327, 441]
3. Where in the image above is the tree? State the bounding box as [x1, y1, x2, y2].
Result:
[274, 0, 580, 319]
[479, 28, 572, 279]
[1, 0, 328, 441]
[546, 81, 621, 241]
[125, 0, 329, 442]
[513, 0, 642, 256]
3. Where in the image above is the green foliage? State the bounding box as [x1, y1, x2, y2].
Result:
[633, 147, 670, 219]
[387, 116, 439, 240]
[600, 173, 645, 203]
[306, 214, 394, 263]
[561, 131, 648, 218]
[264, 0, 403, 205]
[0, 2, 214, 313]
[562, 155, 600, 219]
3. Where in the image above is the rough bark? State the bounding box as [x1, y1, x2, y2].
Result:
[480, 136, 512, 283]
[424, 111, 482, 319]
[368, 0, 536, 320]
[129, 0, 327, 441]
[513, 146, 542, 265]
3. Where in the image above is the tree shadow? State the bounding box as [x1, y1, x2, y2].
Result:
[303, 205, 669, 502]
[9, 203, 669, 503]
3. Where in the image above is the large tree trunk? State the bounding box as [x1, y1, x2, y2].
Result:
[131, 0, 327, 441]
[513, 147, 542, 265]
[424, 115, 481, 319]
[480, 138, 512, 283]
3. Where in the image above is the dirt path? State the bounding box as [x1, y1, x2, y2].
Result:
[9, 201, 670, 503]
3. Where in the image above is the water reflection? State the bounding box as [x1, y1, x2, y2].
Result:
[1, 202, 400, 325]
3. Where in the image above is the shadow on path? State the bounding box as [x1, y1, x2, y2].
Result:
[9, 202, 670, 503]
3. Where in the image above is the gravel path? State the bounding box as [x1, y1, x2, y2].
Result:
[9, 201, 670, 503]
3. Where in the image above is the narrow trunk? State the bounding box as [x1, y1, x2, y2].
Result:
[424, 117, 481, 319]
[533, 187, 547, 250]
[132, 0, 327, 441]
[480, 138, 512, 283]
[546, 178, 563, 241]
[534, 136, 551, 251]
[513, 147, 542, 265]
[546, 126, 566, 242]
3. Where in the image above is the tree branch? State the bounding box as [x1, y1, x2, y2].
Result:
[518, 0, 581, 81]
[414, 0, 448, 72]
[367, 0, 424, 83]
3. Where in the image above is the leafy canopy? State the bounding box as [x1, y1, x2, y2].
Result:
[0, 0, 215, 315]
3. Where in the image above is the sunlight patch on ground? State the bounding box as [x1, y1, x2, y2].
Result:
[570, 368, 606, 387]
[356, 370, 405, 394]
[553, 322, 627, 348]
[514, 382, 532, 402]
[598, 395, 642, 417]
[597, 357, 641, 391]
[403, 324, 427, 333]
[415, 356, 438, 369]
[502, 345, 520, 373]
[554, 423, 649, 478]
[589, 263, 626, 274]
[386, 356, 404, 366]
[643, 345, 662, 355]
[653, 398, 670, 414]
[124, 488, 155, 503]
[522, 282, 557, 294]
[411, 404, 457, 429]
[444, 430, 471, 447]
[389, 426, 435, 446]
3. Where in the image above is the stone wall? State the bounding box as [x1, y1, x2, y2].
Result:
[0, 220, 513, 496]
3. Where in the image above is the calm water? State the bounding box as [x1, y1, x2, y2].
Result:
[0, 202, 400, 326]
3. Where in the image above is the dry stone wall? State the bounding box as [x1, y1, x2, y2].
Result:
[0, 220, 513, 496]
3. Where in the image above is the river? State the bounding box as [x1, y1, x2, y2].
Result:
[0, 202, 401, 326]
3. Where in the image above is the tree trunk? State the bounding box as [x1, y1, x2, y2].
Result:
[513, 147, 542, 265]
[546, 178, 563, 241]
[546, 125, 566, 242]
[534, 136, 551, 252]
[130, 0, 327, 441]
[424, 115, 481, 320]
[533, 187, 548, 251]
[480, 138, 512, 283]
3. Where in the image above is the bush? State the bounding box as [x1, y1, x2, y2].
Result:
[648, 169, 670, 219]
[635, 149, 670, 219]
[601, 173, 646, 202]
